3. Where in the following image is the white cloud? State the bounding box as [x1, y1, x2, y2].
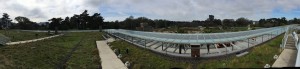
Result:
[0, 0, 101, 22]
[100, 0, 300, 21]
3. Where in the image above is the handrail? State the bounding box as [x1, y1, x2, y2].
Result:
[292, 32, 299, 50]
[295, 25, 300, 67]
[281, 26, 289, 49]
[285, 24, 300, 67]
[295, 34, 300, 67]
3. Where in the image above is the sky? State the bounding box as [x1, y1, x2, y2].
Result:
[1, 0, 300, 22]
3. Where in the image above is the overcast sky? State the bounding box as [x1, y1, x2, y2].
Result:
[1, 0, 300, 22]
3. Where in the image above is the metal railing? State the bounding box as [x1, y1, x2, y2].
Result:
[296, 36, 300, 67]
[283, 25, 300, 67]
[281, 26, 290, 49]
[295, 25, 300, 67]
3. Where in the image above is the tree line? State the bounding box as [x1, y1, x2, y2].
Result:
[1, 11, 300, 30]
[105, 15, 299, 30]
[48, 10, 104, 30]
[0, 10, 104, 30]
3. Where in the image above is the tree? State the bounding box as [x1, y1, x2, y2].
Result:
[0, 13, 12, 29]
[236, 17, 250, 27]
[122, 16, 136, 29]
[49, 18, 63, 34]
[70, 14, 80, 29]
[222, 19, 235, 29]
[79, 10, 89, 29]
[280, 17, 287, 25]
[209, 15, 214, 21]
[258, 19, 266, 27]
[15, 16, 39, 30]
[60, 17, 70, 30]
[213, 19, 222, 26]
[89, 13, 104, 30]
[98, 13, 104, 30]
[288, 18, 300, 24]
[154, 19, 170, 28]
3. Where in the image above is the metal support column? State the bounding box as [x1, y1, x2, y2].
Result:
[207, 44, 210, 54]
[248, 38, 249, 48]
[270, 32, 271, 39]
[179, 44, 182, 54]
[161, 42, 164, 51]
[232, 43, 234, 51]
[262, 35, 264, 42]
[222, 44, 228, 55]
[144, 39, 146, 48]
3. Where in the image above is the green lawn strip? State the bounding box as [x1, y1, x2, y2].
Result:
[0, 32, 84, 68]
[110, 40, 190, 69]
[0, 30, 49, 42]
[66, 32, 102, 68]
[198, 35, 283, 68]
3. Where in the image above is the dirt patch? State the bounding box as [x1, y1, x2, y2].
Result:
[0, 54, 14, 68]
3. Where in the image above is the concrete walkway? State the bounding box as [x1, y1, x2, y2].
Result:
[272, 49, 297, 67]
[272, 34, 297, 67]
[5, 34, 64, 45]
[21, 30, 99, 32]
[96, 38, 127, 69]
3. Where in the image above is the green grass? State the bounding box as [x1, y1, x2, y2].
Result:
[0, 32, 102, 69]
[110, 40, 190, 69]
[0, 30, 49, 42]
[0, 29, 283, 68]
[66, 32, 102, 69]
[110, 35, 283, 68]
[197, 35, 283, 68]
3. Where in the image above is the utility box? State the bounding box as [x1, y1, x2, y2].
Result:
[191, 44, 200, 57]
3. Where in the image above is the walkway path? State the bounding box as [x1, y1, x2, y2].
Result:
[272, 34, 297, 67]
[21, 30, 99, 32]
[96, 38, 127, 69]
[5, 34, 64, 45]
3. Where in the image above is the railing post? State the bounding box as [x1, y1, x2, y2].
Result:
[162, 42, 164, 51]
[248, 38, 249, 48]
[262, 35, 264, 42]
[144, 39, 146, 48]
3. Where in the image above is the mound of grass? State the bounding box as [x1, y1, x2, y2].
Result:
[198, 35, 283, 68]
[109, 34, 283, 68]
[0, 32, 102, 68]
[0, 30, 49, 42]
[66, 32, 103, 69]
[110, 40, 190, 69]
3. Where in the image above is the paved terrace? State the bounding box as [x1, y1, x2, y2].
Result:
[5, 34, 64, 45]
[103, 26, 287, 58]
[97, 38, 127, 69]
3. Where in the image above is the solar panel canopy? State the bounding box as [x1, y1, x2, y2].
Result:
[104, 27, 284, 44]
